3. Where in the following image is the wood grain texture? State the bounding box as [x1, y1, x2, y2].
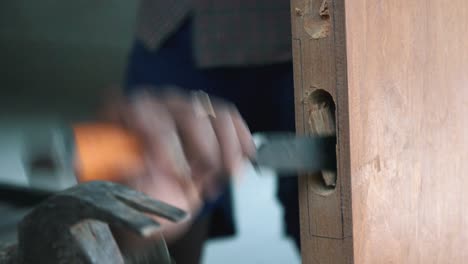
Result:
[292, 0, 468, 263]
[346, 0, 468, 263]
[291, 0, 353, 263]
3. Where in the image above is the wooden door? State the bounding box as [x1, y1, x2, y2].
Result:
[290, 0, 468, 263]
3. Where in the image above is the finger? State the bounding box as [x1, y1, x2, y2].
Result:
[111, 184, 188, 222]
[230, 109, 256, 158]
[143, 157, 203, 215]
[163, 93, 222, 181]
[210, 103, 244, 177]
[130, 93, 191, 180]
[134, 159, 204, 240]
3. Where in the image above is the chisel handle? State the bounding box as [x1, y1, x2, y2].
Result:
[73, 123, 144, 182]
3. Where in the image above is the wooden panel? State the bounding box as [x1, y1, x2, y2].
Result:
[346, 0, 468, 263]
[291, 0, 353, 263]
[292, 0, 468, 263]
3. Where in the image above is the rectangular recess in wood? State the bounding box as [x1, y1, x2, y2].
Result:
[291, 0, 353, 262]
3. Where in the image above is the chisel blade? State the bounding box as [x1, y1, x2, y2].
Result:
[253, 133, 336, 174]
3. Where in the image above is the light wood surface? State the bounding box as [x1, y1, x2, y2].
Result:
[291, 0, 468, 263]
[346, 0, 468, 262]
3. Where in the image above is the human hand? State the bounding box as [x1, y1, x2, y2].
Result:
[101, 88, 255, 241]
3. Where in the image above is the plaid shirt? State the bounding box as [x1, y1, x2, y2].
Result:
[136, 0, 292, 68]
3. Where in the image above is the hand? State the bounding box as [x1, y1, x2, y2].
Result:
[101, 88, 255, 242]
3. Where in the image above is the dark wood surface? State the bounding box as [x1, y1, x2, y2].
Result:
[291, 0, 352, 262]
[291, 0, 468, 262]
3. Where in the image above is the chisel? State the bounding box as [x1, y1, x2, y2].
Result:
[73, 124, 336, 182]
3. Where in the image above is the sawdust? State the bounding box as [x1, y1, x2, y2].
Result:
[306, 89, 336, 188]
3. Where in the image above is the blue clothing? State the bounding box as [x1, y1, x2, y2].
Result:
[126, 20, 299, 247]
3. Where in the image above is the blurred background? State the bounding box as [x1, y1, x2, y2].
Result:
[0, 0, 299, 263]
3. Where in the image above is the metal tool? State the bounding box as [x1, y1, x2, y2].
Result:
[0, 124, 336, 264]
[0, 181, 187, 264]
[253, 132, 336, 174]
[72, 123, 337, 182]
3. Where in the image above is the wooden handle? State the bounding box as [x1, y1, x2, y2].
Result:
[73, 123, 144, 182]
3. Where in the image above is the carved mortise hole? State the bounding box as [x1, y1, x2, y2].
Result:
[306, 89, 337, 196]
[303, 0, 331, 39]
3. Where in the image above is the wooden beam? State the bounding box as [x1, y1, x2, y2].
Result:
[291, 0, 468, 262]
[291, 0, 353, 262]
